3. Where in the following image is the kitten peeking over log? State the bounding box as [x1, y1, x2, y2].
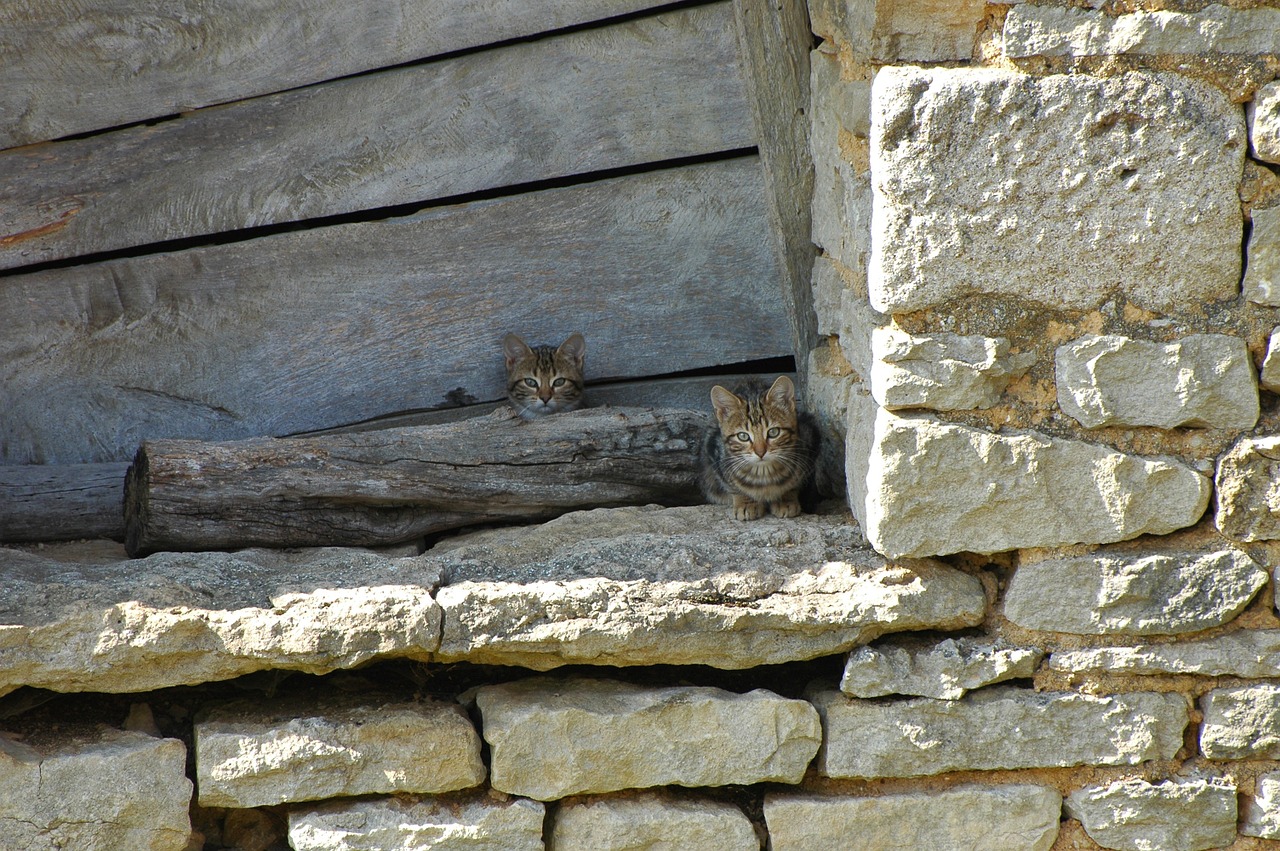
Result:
[503, 332, 586, 420]
[699, 375, 819, 520]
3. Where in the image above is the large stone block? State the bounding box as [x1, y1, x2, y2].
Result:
[476, 677, 820, 800]
[870, 67, 1244, 314]
[872, 326, 1033, 411]
[860, 412, 1210, 558]
[1201, 683, 1280, 759]
[1051, 630, 1280, 678]
[1065, 777, 1237, 851]
[1215, 434, 1280, 540]
[0, 728, 191, 851]
[1055, 334, 1258, 429]
[841, 636, 1043, 700]
[764, 786, 1061, 851]
[195, 695, 484, 808]
[1005, 4, 1280, 58]
[1243, 771, 1280, 840]
[810, 0, 986, 62]
[550, 791, 757, 851]
[433, 505, 985, 669]
[288, 794, 545, 851]
[1251, 82, 1280, 165]
[813, 686, 1187, 779]
[1004, 547, 1266, 636]
[1245, 206, 1280, 306]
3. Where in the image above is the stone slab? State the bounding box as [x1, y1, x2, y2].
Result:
[873, 326, 1034, 411]
[1005, 4, 1280, 58]
[1201, 683, 1280, 759]
[1245, 205, 1280, 306]
[476, 676, 820, 800]
[432, 505, 985, 670]
[764, 785, 1061, 851]
[1251, 81, 1280, 165]
[1243, 771, 1280, 839]
[288, 794, 545, 851]
[1055, 333, 1258, 429]
[0, 727, 191, 851]
[550, 791, 757, 851]
[195, 694, 484, 808]
[1004, 547, 1266, 636]
[860, 412, 1211, 558]
[813, 686, 1188, 779]
[1215, 434, 1280, 540]
[1050, 630, 1280, 678]
[841, 636, 1043, 700]
[1065, 777, 1237, 851]
[870, 67, 1244, 314]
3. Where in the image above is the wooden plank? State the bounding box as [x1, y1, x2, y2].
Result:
[0, 0, 664, 150]
[0, 158, 790, 465]
[0, 2, 751, 271]
[0, 463, 128, 543]
[124, 407, 710, 554]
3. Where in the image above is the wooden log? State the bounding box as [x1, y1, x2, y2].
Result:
[0, 463, 128, 543]
[0, 3, 751, 271]
[1, 159, 789, 465]
[0, 0, 663, 149]
[124, 406, 711, 555]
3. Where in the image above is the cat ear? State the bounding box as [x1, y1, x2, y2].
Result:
[709, 385, 743, 423]
[766, 375, 796, 411]
[557, 332, 586, 368]
[503, 333, 532, 369]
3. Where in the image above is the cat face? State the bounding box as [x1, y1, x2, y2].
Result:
[503, 332, 586, 420]
[709, 375, 800, 473]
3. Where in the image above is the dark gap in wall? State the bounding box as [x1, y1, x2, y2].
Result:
[0, 146, 758, 280]
[1243, 213, 1254, 289]
[589, 355, 799, 387]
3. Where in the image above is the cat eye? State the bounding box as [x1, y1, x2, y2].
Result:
[767, 427, 781, 438]
[552, 378, 566, 387]
[735, 432, 751, 442]
[523, 378, 538, 388]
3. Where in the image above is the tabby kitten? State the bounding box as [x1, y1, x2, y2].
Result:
[700, 375, 818, 520]
[503, 332, 586, 420]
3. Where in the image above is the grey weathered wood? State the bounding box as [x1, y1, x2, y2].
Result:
[732, 0, 818, 373]
[0, 463, 128, 543]
[1, 158, 790, 465]
[124, 406, 711, 555]
[0, 0, 664, 150]
[0, 2, 751, 271]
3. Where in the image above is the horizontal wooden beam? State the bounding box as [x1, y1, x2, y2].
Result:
[0, 463, 128, 543]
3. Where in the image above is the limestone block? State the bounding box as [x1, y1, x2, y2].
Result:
[1065, 777, 1237, 851]
[195, 695, 484, 808]
[1051, 630, 1280, 678]
[1261, 327, 1280, 393]
[0, 728, 191, 851]
[870, 67, 1244, 314]
[432, 505, 985, 670]
[550, 791, 758, 851]
[1003, 547, 1266, 636]
[1243, 771, 1280, 839]
[1251, 82, 1280, 165]
[1005, 4, 1280, 58]
[764, 785, 1061, 851]
[813, 686, 1187, 779]
[476, 677, 820, 800]
[811, 47, 872, 277]
[1215, 434, 1280, 540]
[810, 0, 986, 62]
[841, 636, 1043, 700]
[0, 546, 442, 696]
[872, 326, 1034, 411]
[1055, 334, 1258, 429]
[288, 794, 545, 851]
[1201, 683, 1280, 759]
[1245, 206, 1280, 306]
[860, 411, 1211, 558]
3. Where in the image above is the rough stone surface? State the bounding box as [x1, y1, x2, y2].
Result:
[432, 505, 985, 670]
[1005, 4, 1280, 58]
[1055, 333, 1258, 429]
[195, 694, 483, 808]
[810, 47, 872, 277]
[288, 794, 545, 851]
[1004, 547, 1267, 636]
[1245, 205, 1280, 306]
[1050, 630, 1280, 678]
[1262, 327, 1280, 393]
[1242, 771, 1280, 839]
[0, 727, 192, 851]
[860, 412, 1211, 558]
[476, 676, 821, 800]
[764, 785, 1061, 851]
[550, 791, 757, 851]
[1201, 683, 1280, 759]
[870, 67, 1244, 314]
[1251, 82, 1280, 165]
[1065, 777, 1237, 851]
[841, 636, 1043, 700]
[872, 326, 1034, 411]
[813, 686, 1187, 779]
[1215, 434, 1280, 541]
[810, 0, 986, 62]
[0, 546, 442, 697]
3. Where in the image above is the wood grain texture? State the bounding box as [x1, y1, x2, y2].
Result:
[124, 406, 711, 554]
[0, 159, 790, 465]
[0, 2, 751, 271]
[0, 0, 665, 150]
[0, 463, 128, 542]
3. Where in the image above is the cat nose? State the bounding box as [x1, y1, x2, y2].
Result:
[752, 441, 768, 458]
[538, 389, 552, 402]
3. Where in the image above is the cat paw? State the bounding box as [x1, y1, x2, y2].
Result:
[770, 498, 802, 518]
[732, 497, 766, 521]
